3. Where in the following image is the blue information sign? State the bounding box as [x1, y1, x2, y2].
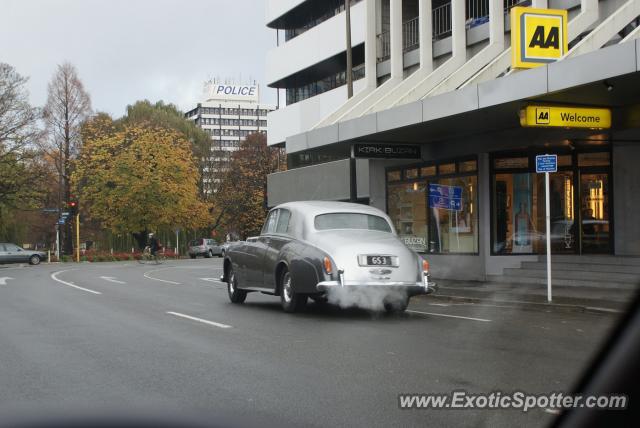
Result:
[428, 184, 463, 211]
[536, 154, 557, 173]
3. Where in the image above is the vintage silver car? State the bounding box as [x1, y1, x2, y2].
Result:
[220, 201, 436, 313]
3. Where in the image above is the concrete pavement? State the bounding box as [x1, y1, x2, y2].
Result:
[0, 259, 625, 427]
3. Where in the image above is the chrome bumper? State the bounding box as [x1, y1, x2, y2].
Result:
[317, 275, 438, 296]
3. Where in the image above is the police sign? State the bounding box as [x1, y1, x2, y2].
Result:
[511, 7, 568, 69]
[205, 83, 259, 102]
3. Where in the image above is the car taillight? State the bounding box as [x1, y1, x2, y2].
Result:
[323, 256, 332, 274]
[422, 259, 430, 272]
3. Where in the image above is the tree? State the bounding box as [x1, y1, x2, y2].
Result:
[214, 133, 286, 239]
[72, 117, 210, 249]
[120, 100, 213, 198]
[0, 63, 49, 241]
[42, 62, 92, 254]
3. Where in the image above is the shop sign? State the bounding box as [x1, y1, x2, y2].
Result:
[511, 7, 568, 69]
[428, 184, 462, 211]
[520, 105, 611, 129]
[353, 143, 421, 159]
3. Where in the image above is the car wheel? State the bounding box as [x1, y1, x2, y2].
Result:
[227, 267, 247, 304]
[190, 254, 196, 259]
[280, 269, 307, 313]
[384, 297, 409, 313]
[29, 255, 41, 265]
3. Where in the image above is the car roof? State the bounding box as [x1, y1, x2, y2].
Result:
[274, 201, 386, 217]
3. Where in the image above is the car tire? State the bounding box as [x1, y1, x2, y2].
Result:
[227, 267, 247, 304]
[29, 255, 41, 265]
[384, 297, 409, 313]
[280, 269, 307, 313]
[190, 254, 196, 259]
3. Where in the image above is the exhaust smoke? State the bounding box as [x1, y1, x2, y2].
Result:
[325, 286, 408, 311]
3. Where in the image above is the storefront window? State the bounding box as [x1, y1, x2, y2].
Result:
[428, 176, 479, 253]
[387, 181, 428, 252]
[387, 158, 479, 254]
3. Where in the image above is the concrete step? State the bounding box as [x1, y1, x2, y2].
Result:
[537, 255, 640, 266]
[520, 261, 640, 275]
[503, 268, 640, 283]
[486, 274, 638, 290]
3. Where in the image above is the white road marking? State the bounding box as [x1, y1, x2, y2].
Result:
[100, 276, 126, 284]
[544, 408, 561, 415]
[407, 310, 491, 322]
[166, 311, 232, 329]
[0, 277, 14, 285]
[143, 269, 180, 285]
[51, 270, 102, 295]
[199, 277, 223, 282]
[428, 303, 450, 307]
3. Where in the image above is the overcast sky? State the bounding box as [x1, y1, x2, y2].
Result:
[0, 0, 277, 117]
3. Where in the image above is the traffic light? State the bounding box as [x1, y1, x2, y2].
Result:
[68, 199, 78, 216]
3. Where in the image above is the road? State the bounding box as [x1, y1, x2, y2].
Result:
[0, 259, 621, 427]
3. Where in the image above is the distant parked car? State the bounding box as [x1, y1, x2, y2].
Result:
[221, 201, 437, 313]
[188, 238, 222, 258]
[0, 243, 47, 265]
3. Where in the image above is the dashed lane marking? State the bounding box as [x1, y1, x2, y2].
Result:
[407, 310, 491, 322]
[166, 311, 232, 329]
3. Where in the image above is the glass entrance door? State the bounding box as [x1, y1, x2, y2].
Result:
[579, 173, 611, 253]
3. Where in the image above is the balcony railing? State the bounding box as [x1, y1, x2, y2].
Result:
[403, 16, 419, 52]
[376, 1, 531, 62]
[433, 3, 452, 40]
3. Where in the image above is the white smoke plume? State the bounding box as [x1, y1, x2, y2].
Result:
[325, 286, 408, 311]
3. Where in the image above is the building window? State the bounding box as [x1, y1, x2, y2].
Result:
[387, 158, 478, 254]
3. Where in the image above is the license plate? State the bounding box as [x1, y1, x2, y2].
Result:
[366, 256, 392, 266]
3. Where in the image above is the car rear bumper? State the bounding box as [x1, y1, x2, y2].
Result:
[316, 280, 437, 297]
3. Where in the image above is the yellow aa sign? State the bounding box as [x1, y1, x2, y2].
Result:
[511, 7, 568, 69]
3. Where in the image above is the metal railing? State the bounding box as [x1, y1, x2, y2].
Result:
[504, 0, 531, 12]
[433, 2, 452, 40]
[377, 31, 391, 62]
[403, 16, 420, 52]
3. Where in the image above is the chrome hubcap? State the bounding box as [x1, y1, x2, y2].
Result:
[283, 273, 292, 303]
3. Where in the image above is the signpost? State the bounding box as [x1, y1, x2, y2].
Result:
[536, 154, 557, 302]
[428, 184, 463, 211]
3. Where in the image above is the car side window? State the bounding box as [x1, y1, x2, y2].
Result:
[262, 210, 279, 235]
[275, 209, 291, 234]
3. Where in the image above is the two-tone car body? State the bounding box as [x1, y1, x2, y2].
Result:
[220, 201, 436, 312]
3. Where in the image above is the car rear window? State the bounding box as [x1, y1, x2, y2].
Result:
[190, 239, 203, 246]
[314, 213, 392, 233]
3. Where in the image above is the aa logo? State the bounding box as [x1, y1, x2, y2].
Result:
[529, 26, 559, 49]
[511, 7, 567, 69]
[535, 108, 550, 124]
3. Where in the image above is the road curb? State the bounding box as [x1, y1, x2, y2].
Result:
[424, 293, 624, 315]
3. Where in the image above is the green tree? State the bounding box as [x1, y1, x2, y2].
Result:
[0, 63, 49, 241]
[120, 100, 214, 198]
[72, 116, 210, 249]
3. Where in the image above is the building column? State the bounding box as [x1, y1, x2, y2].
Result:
[419, 0, 433, 73]
[365, 0, 377, 88]
[451, 0, 466, 60]
[532, 0, 549, 8]
[489, 0, 504, 46]
[390, 0, 403, 79]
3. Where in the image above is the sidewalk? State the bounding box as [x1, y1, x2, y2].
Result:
[422, 279, 639, 314]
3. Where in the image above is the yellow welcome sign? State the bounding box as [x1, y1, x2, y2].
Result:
[520, 105, 611, 129]
[511, 7, 568, 69]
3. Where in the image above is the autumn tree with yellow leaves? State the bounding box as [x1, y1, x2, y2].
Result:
[72, 115, 210, 249]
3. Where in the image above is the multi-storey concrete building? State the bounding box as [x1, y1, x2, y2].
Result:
[265, 0, 640, 285]
[186, 81, 275, 192]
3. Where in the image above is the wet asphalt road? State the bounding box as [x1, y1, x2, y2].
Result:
[0, 259, 621, 427]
